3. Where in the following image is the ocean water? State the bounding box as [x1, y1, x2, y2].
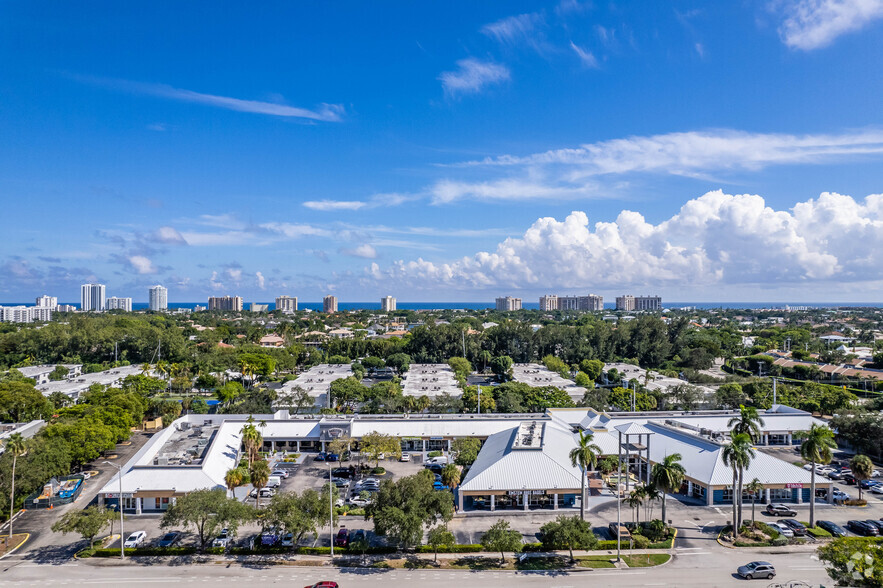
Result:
[26, 301, 883, 311]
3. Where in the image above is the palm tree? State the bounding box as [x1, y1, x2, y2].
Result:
[644, 485, 661, 521]
[722, 434, 755, 537]
[5, 433, 27, 540]
[569, 430, 601, 521]
[416, 395, 432, 414]
[249, 459, 271, 508]
[851, 454, 874, 502]
[746, 478, 764, 526]
[224, 467, 246, 499]
[240, 422, 263, 466]
[797, 424, 837, 527]
[239, 359, 255, 390]
[140, 363, 151, 376]
[650, 453, 686, 527]
[441, 463, 461, 490]
[728, 405, 765, 442]
[624, 487, 645, 525]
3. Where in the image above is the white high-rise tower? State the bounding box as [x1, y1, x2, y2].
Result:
[80, 283, 106, 312]
[149, 285, 168, 311]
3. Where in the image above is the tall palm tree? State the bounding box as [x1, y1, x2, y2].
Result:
[722, 433, 755, 536]
[650, 453, 686, 527]
[569, 430, 601, 521]
[416, 395, 431, 414]
[746, 478, 764, 526]
[249, 459, 271, 508]
[5, 433, 27, 540]
[624, 487, 645, 525]
[728, 405, 765, 442]
[240, 423, 263, 466]
[797, 424, 837, 527]
[644, 485, 661, 522]
[851, 454, 874, 502]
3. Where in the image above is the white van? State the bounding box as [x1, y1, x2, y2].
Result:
[267, 476, 282, 488]
[426, 456, 449, 465]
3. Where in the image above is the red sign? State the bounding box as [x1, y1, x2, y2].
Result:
[785, 483, 803, 489]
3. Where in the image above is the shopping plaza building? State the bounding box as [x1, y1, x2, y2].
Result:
[99, 405, 829, 514]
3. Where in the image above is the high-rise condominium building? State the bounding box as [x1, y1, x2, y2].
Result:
[540, 294, 603, 311]
[616, 295, 661, 311]
[81, 283, 106, 312]
[0, 305, 52, 323]
[106, 297, 133, 312]
[35, 295, 57, 308]
[149, 285, 168, 311]
[323, 295, 338, 313]
[381, 296, 396, 312]
[539, 295, 558, 311]
[208, 296, 243, 311]
[495, 296, 522, 311]
[275, 296, 298, 313]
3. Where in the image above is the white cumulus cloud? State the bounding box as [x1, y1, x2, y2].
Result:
[256, 271, 265, 289]
[341, 244, 378, 259]
[439, 59, 510, 96]
[128, 255, 157, 274]
[366, 191, 883, 291]
[779, 0, 883, 50]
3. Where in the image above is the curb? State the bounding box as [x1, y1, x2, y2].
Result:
[0, 533, 30, 560]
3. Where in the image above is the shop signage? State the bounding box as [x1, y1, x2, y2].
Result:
[105, 492, 134, 499]
[785, 483, 803, 489]
[507, 490, 545, 496]
[430, 437, 444, 440]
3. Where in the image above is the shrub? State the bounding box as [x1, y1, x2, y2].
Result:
[806, 527, 833, 538]
[427, 451, 442, 458]
[770, 536, 789, 547]
[632, 535, 650, 549]
[416, 543, 484, 554]
[642, 519, 667, 542]
[371, 467, 386, 475]
[845, 499, 868, 506]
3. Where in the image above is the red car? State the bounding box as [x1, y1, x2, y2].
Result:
[304, 583, 338, 588]
[334, 528, 349, 548]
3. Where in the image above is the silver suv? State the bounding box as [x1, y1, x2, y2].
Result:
[737, 561, 776, 580]
[765, 503, 797, 517]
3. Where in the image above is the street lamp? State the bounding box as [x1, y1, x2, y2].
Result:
[103, 461, 125, 560]
[329, 460, 334, 557]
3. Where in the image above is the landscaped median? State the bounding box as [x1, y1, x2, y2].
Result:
[718, 521, 831, 548]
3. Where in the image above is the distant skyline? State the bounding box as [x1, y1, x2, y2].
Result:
[2, 1, 883, 303]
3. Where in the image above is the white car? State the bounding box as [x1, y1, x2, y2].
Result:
[870, 484, 883, 494]
[872, 469, 881, 478]
[212, 528, 231, 548]
[768, 523, 793, 539]
[271, 469, 290, 479]
[348, 497, 371, 507]
[399, 453, 411, 462]
[123, 531, 147, 548]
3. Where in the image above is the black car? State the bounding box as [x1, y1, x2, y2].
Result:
[777, 519, 808, 536]
[847, 520, 879, 536]
[865, 520, 883, 533]
[331, 467, 352, 478]
[426, 463, 444, 474]
[157, 532, 180, 547]
[817, 520, 847, 537]
[842, 474, 857, 485]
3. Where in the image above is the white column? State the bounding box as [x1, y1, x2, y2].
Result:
[446, 439, 451, 452]
[490, 495, 495, 511]
[135, 497, 142, 514]
[457, 491, 464, 512]
[687, 480, 693, 496]
[796, 488, 803, 504]
[827, 484, 834, 504]
[296, 441, 300, 452]
[553, 493, 558, 510]
[765, 488, 771, 504]
[271, 441, 276, 452]
[422, 439, 426, 454]
[98, 494, 105, 507]
[706, 486, 713, 506]
[523, 491, 529, 511]
[786, 433, 792, 445]
[321, 441, 326, 451]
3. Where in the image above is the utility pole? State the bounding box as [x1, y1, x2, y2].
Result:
[772, 378, 777, 406]
[632, 382, 636, 412]
[616, 430, 622, 564]
[104, 461, 125, 561]
[329, 460, 334, 557]
[477, 386, 481, 415]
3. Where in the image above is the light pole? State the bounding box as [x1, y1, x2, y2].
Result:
[103, 461, 125, 560]
[329, 460, 334, 557]
[616, 431, 622, 564]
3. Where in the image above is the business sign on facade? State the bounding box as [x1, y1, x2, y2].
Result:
[507, 490, 545, 496]
[104, 492, 134, 499]
[785, 483, 803, 489]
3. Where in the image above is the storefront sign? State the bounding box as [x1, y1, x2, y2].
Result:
[430, 437, 444, 440]
[785, 483, 803, 489]
[105, 492, 133, 499]
[506, 490, 545, 496]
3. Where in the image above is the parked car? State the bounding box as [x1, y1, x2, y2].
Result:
[348, 496, 371, 507]
[124, 531, 147, 548]
[399, 453, 411, 462]
[426, 463, 444, 475]
[271, 469, 290, 479]
[212, 528, 231, 548]
[872, 469, 881, 478]
[871, 485, 883, 495]
[314, 452, 326, 462]
[865, 520, 883, 533]
[433, 481, 450, 491]
[334, 528, 350, 548]
[261, 528, 281, 546]
[765, 503, 797, 517]
[737, 561, 776, 580]
[608, 522, 631, 539]
[860, 479, 878, 490]
[768, 522, 793, 538]
[778, 519, 808, 536]
[327, 453, 340, 462]
[832, 489, 850, 503]
[847, 520, 879, 536]
[827, 470, 844, 480]
[817, 520, 847, 537]
[240, 535, 257, 550]
[281, 532, 295, 547]
[303, 583, 339, 588]
[843, 474, 857, 485]
[350, 529, 367, 546]
[157, 532, 180, 548]
[331, 467, 352, 478]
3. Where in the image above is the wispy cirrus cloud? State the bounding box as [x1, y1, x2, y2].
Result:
[438, 59, 510, 96]
[71, 74, 344, 122]
[481, 13, 544, 48]
[569, 41, 600, 68]
[303, 192, 418, 212]
[777, 0, 883, 50]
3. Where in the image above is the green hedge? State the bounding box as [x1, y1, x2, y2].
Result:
[88, 546, 198, 557]
[415, 544, 484, 554]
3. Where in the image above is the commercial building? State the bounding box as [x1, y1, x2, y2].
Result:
[323, 295, 338, 313]
[511, 363, 586, 400]
[0, 305, 53, 323]
[381, 296, 396, 312]
[402, 363, 461, 397]
[36, 364, 144, 401]
[616, 295, 662, 311]
[276, 364, 353, 409]
[208, 296, 243, 311]
[97, 404, 828, 514]
[81, 283, 106, 312]
[16, 364, 81, 385]
[35, 295, 57, 308]
[275, 296, 298, 313]
[495, 296, 522, 311]
[149, 285, 168, 311]
[106, 297, 133, 312]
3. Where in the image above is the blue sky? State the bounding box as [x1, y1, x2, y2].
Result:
[3, 1, 883, 303]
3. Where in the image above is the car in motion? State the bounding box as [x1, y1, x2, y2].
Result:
[303, 583, 338, 588]
[123, 531, 147, 548]
[765, 503, 797, 517]
[817, 520, 847, 537]
[737, 561, 776, 580]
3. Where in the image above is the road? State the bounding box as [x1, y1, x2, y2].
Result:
[0, 550, 829, 587]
